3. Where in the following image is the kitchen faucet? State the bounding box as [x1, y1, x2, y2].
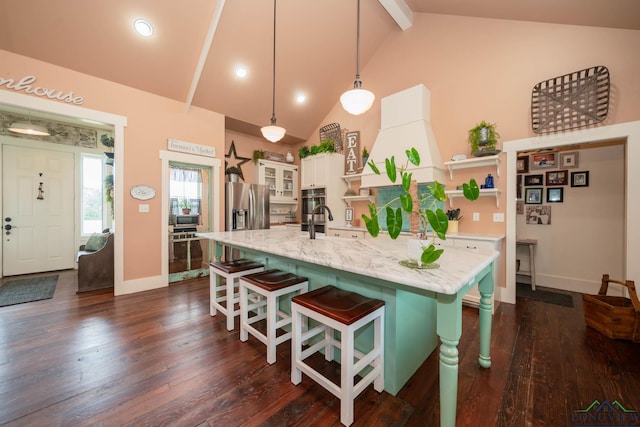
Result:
[309, 204, 333, 239]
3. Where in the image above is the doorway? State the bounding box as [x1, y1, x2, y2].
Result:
[503, 121, 640, 305]
[160, 150, 222, 285]
[513, 142, 625, 296]
[2, 144, 75, 275]
[168, 162, 212, 282]
[0, 91, 126, 292]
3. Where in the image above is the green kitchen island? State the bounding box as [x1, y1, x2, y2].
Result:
[198, 227, 498, 427]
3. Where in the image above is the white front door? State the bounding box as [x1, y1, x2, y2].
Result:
[2, 145, 75, 276]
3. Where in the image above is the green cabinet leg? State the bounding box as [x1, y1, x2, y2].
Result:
[478, 263, 494, 368]
[437, 293, 462, 427]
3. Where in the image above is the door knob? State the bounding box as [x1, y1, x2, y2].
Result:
[4, 217, 11, 222]
[4, 224, 12, 230]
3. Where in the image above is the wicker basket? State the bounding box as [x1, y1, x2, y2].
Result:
[582, 274, 639, 343]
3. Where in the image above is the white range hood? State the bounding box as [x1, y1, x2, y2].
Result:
[361, 84, 445, 188]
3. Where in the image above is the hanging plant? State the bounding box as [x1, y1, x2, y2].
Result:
[100, 134, 114, 148]
[104, 174, 114, 203]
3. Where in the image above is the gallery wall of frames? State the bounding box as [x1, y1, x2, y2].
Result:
[515, 143, 625, 293]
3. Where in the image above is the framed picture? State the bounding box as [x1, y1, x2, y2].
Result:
[545, 170, 568, 186]
[571, 171, 590, 187]
[516, 174, 523, 199]
[526, 205, 552, 225]
[516, 156, 529, 173]
[524, 174, 543, 186]
[525, 187, 543, 204]
[546, 187, 564, 203]
[530, 152, 558, 170]
[516, 200, 524, 214]
[560, 151, 579, 168]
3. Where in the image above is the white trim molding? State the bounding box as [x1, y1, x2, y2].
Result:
[502, 121, 640, 304]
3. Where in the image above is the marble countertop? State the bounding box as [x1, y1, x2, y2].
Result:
[198, 228, 499, 295]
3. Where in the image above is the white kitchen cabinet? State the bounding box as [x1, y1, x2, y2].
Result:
[301, 153, 344, 189]
[428, 233, 502, 309]
[327, 227, 367, 239]
[450, 234, 503, 310]
[257, 159, 298, 203]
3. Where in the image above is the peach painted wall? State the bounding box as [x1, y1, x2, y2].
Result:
[1, 50, 226, 284]
[291, 15, 639, 293]
[298, 13, 640, 240]
[224, 130, 298, 187]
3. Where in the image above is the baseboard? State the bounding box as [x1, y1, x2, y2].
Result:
[521, 273, 626, 297]
[116, 275, 167, 296]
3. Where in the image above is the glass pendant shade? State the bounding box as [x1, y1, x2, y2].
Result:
[261, 123, 286, 143]
[340, 87, 375, 116]
[8, 122, 50, 136]
[341, 0, 374, 116]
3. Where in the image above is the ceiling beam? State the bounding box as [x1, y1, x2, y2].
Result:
[378, 0, 413, 30]
[185, 0, 226, 111]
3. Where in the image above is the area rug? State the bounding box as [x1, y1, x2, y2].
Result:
[0, 275, 58, 307]
[516, 282, 574, 308]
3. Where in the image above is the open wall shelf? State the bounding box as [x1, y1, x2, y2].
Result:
[443, 155, 500, 180]
[445, 188, 500, 208]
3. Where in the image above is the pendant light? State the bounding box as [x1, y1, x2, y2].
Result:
[8, 111, 50, 136]
[261, 0, 286, 143]
[340, 0, 375, 116]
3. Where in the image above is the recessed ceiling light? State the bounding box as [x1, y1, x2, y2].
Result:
[134, 19, 154, 37]
[235, 65, 248, 78]
[296, 93, 307, 104]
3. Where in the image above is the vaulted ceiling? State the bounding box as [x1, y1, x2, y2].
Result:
[1, 0, 638, 144]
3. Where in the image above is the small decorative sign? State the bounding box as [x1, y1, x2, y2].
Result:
[264, 151, 285, 162]
[344, 131, 360, 175]
[168, 138, 216, 157]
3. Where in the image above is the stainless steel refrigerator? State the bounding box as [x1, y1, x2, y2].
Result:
[225, 182, 270, 258]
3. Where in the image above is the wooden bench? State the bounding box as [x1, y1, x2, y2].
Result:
[77, 232, 114, 293]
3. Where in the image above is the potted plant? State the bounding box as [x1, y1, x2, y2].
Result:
[468, 120, 500, 157]
[362, 148, 479, 267]
[252, 149, 265, 164]
[362, 147, 369, 167]
[225, 166, 243, 182]
[179, 198, 192, 214]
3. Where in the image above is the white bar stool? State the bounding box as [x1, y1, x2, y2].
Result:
[209, 259, 264, 331]
[291, 285, 385, 426]
[239, 269, 309, 364]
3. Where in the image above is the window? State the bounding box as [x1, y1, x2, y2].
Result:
[170, 166, 203, 214]
[376, 184, 443, 233]
[81, 154, 105, 234]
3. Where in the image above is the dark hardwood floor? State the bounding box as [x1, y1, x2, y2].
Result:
[1, 271, 639, 426]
